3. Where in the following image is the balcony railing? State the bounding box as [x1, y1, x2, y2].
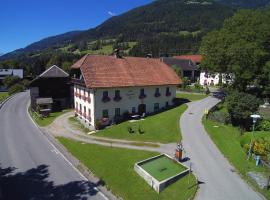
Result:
[113, 96, 122, 102]
[71, 78, 86, 87]
[102, 96, 111, 103]
[166, 91, 171, 97]
[139, 94, 147, 99]
[154, 92, 161, 97]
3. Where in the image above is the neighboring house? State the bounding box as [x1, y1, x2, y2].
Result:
[29, 65, 71, 112]
[0, 69, 23, 91]
[199, 72, 233, 86]
[71, 54, 181, 130]
[161, 57, 200, 82]
[174, 55, 234, 86]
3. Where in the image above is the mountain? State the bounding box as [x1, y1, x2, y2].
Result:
[217, 0, 270, 8]
[1, 0, 269, 75]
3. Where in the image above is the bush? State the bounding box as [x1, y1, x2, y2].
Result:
[205, 86, 210, 95]
[208, 111, 231, 124]
[258, 120, 270, 131]
[8, 83, 25, 95]
[194, 82, 203, 92]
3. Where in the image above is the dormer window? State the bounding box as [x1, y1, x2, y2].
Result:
[114, 90, 122, 102]
[139, 88, 146, 99]
[166, 87, 171, 96]
[154, 88, 161, 97]
[102, 91, 110, 103]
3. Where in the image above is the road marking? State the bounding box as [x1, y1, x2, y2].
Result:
[26, 101, 109, 200]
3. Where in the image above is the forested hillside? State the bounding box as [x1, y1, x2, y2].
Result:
[1, 0, 269, 76]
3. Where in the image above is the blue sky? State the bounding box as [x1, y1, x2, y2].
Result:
[0, 0, 151, 54]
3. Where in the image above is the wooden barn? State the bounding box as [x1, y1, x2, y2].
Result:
[29, 65, 72, 113]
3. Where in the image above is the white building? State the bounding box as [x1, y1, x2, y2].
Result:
[199, 72, 233, 86]
[71, 54, 181, 130]
[0, 69, 23, 91]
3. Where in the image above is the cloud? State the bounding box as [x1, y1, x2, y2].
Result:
[108, 11, 116, 16]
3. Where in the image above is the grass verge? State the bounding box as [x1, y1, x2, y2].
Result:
[94, 104, 187, 143]
[0, 92, 9, 102]
[29, 108, 71, 127]
[203, 119, 270, 199]
[58, 137, 197, 200]
[176, 93, 207, 102]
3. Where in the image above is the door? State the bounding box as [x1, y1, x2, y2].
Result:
[138, 104, 146, 115]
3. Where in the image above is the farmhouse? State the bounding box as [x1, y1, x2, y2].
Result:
[71, 54, 181, 130]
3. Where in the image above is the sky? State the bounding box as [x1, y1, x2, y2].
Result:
[0, 0, 152, 54]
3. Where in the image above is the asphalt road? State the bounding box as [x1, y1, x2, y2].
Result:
[180, 96, 263, 200]
[0, 91, 106, 200]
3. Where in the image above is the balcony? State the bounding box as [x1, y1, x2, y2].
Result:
[166, 91, 171, 97]
[139, 94, 147, 99]
[71, 78, 86, 87]
[154, 92, 161, 98]
[102, 96, 111, 103]
[113, 96, 122, 102]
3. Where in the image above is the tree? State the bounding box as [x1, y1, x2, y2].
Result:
[200, 9, 270, 92]
[226, 91, 260, 134]
[3, 75, 21, 88]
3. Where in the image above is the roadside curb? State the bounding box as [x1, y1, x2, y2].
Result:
[0, 93, 17, 109]
[40, 128, 117, 200]
[26, 102, 117, 200]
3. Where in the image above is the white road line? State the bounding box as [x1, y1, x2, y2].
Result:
[26, 101, 109, 200]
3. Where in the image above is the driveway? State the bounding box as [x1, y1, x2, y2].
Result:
[0, 91, 106, 200]
[180, 96, 263, 200]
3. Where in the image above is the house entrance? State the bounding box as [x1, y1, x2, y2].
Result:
[138, 104, 146, 115]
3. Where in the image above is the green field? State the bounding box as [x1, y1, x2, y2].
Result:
[0, 92, 9, 102]
[176, 93, 207, 102]
[29, 108, 71, 127]
[94, 104, 187, 143]
[141, 155, 187, 181]
[203, 120, 270, 199]
[58, 137, 197, 200]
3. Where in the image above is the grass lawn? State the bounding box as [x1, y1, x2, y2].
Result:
[176, 93, 207, 102]
[0, 92, 9, 102]
[58, 137, 197, 200]
[94, 104, 187, 143]
[203, 120, 270, 199]
[141, 155, 187, 181]
[69, 116, 90, 133]
[29, 108, 71, 127]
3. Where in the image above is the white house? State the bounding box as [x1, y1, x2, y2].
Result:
[0, 68, 23, 91]
[199, 72, 233, 86]
[71, 54, 181, 130]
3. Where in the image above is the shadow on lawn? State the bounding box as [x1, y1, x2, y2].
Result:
[0, 164, 101, 200]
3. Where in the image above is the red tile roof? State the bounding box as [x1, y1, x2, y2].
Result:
[71, 55, 181, 88]
[174, 55, 202, 63]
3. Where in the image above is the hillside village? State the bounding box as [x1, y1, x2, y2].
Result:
[1, 0, 270, 200]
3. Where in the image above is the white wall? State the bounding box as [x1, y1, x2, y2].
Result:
[200, 72, 234, 86]
[74, 84, 177, 129]
[94, 85, 176, 120]
[74, 85, 95, 129]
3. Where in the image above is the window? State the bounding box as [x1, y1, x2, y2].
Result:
[154, 88, 161, 97]
[103, 91, 108, 98]
[166, 87, 171, 96]
[154, 103, 159, 112]
[166, 101, 169, 108]
[79, 104, 82, 114]
[102, 91, 110, 103]
[139, 88, 146, 99]
[115, 108, 121, 117]
[102, 109, 109, 118]
[114, 90, 122, 101]
[132, 107, 136, 114]
[84, 106, 86, 114]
